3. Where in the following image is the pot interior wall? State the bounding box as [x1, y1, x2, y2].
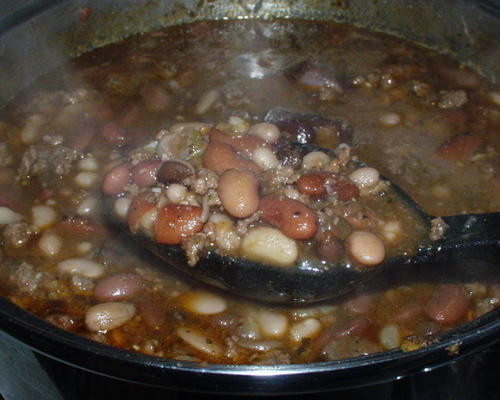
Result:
[0, 0, 498, 103]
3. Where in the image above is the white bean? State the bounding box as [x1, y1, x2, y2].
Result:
[182, 291, 227, 315]
[38, 231, 62, 256]
[77, 242, 92, 254]
[256, 310, 288, 338]
[176, 327, 222, 356]
[32, 205, 57, 229]
[249, 122, 280, 143]
[78, 155, 98, 172]
[0, 207, 23, 225]
[58, 258, 105, 278]
[195, 90, 220, 115]
[379, 112, 401, 126]
[241, 227, 298, 266]
[302, 151, 330, 170]
[382, 220, 402, 242]
[346, 231, 386, 266]
[349, 167, 380, 189]
[379, 324, 401, 349]
[85, 302, 136, 332]
[74, 171, 98, 189]
[166, 183, 187, 203]
[77, 197, 97, 216]
[488, 91, 500, 106]
[290, 318, 321, 342]
[252, 147, 279, 170]
[113, 197, 132, 220]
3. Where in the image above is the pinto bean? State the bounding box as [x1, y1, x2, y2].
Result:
[101, 164, 130, 196]
[218, 169, 259, 218]
[425, 284, 469, 325]
[154, 204, 204, 245]
[346, 231, 385, 266]
[297, 172, 328, 197]
[209, 129, 265, 159]
[94, 273, 143, 302]
[202, 143, 260, 175]
[131, 160, 161, 187]
[259, 195, 318, 240]
[316, 231, 344, 263]
[85, 302, 136, 332]
[156, 160, 194, 184]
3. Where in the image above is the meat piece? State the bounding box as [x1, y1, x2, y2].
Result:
[438, 90, 468, 109]
[0, 143, 13, 167]
[181, 232, 207, 266]
[185, 168, 218, 195]
[10, 262, 43, 294]
[429, 217, 449, 241]
[18, 144, 81, 179]
[3, 221, 33, 248]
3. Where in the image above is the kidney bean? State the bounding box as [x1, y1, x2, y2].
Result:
[218, 169, 259, 218]
[140, 84, 171, 112]
[297, 172, 328, 198]
[154, 204, 204, 245]
[209, 129, 265, 159]
[101, 164, 131, 196]
[316, 231, 344, 263]
[425, 284, 469, 325]
[202, 143, 260, 175]
[156, 160, 194, 184]
[94, 273, 143, 302]
[313, 317, 370, 355]
[67, 125, 95, 151]
[127, 193, 156, 233]
[394, 303, 423, 323]
[131, 160, 161, 187]
[260, 195, 318, 240]
[85, 302, 136, 332]
[332, 178, 360, 201]
[101, 121, 127, 145]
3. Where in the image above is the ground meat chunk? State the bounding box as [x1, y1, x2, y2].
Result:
[186, 168, 218, 195]
[10, 262, 43, 294]
[0, 143, 13, 167]
[3, 221, 33, 248]
[181, 232, 207, 266]
[429, 217, 449, 241]
[260, 166, 297, 195]
[18, 144, 81, 179]
[438, 90, 468, 109]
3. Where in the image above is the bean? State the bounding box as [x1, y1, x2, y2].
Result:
[260, 195, 318, 240]
[343, 293, 375, 314]
[85, 302, 136, 332]
[313, 317, 370, 355]
[209, 129, 265, 159]
[290, 318, 321, 342]
[154, 204, 204, 245]
[58, 258, 105, 278]
[249, 122, 280, 143]
[297, 172, 328, 197]
[425, 284, 469, 325]
[140, 84, 171, 112]
[252, 147, 279, 170]
[379, 324, 401, 349]
[138, 298, 167, 329]
[255, 310, 288, 338]
[0, 207, 23, 225]
[101, 164, 131, 196]
[166, 183, 187, 203]
[316, 231, 344, 263]
[131, 160, 161, 187]
[195, 89, 219, 115]
[382, 220, 402, 242]
[332, 178, 360, 201]
[94, 273, 143, 302]
[181, 290, 227, 315]
[489, 91, 500, 106]
[176, 326, 222, 357]
[349, 167, 380, 189]
[302, 151, 329, 170]
[346, 231, 385, 266]
[127, 193, 156, 233]
[77, 197, 98, 217]
[38, 231, 62, 256]
[156, 160, 194, 184]
[32, 205, 57, 229]
[378, 112, 401, 127]
[57, 215, 106, 237]
[218, 169, 259, 219]
[113, 197, 132, 219]
[241, 226, 298, 266]
[74, 171, 98, 189]
[202, 143, 260, 175]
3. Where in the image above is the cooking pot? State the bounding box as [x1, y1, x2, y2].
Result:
[0, 0, 499, 398]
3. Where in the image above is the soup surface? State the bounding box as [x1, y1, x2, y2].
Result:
[0, 19, 499, 364]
